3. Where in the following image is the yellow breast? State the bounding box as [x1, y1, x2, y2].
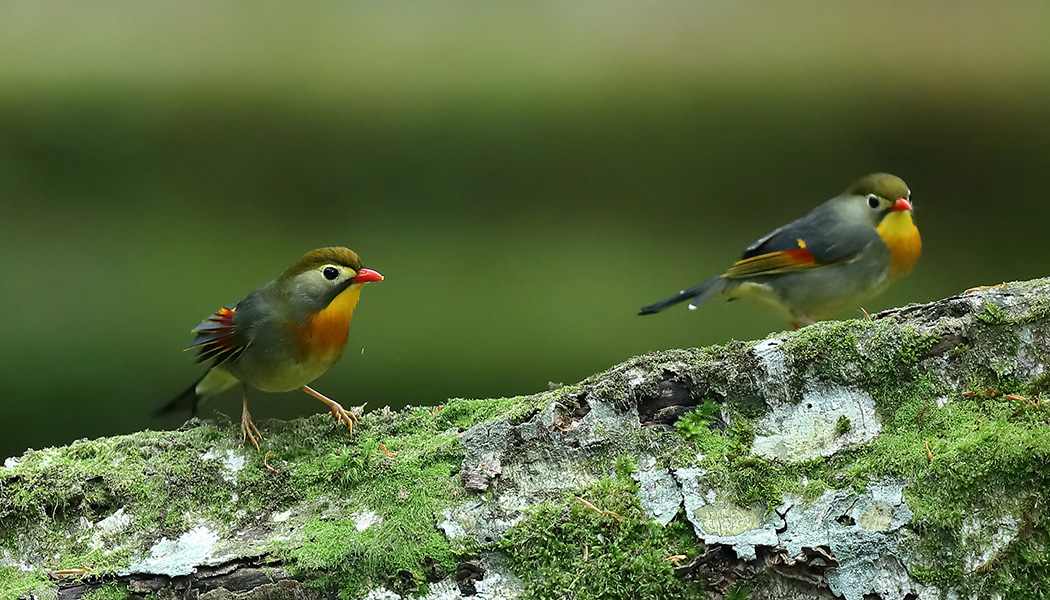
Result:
[297, 284, 363, 359]
[876, 211, 922, 279]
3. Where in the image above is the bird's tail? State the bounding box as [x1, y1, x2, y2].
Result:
[638, 277, 726, 315]
[154, 374, 205, 418]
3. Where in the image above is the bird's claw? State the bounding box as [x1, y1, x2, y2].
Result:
[300, 385, 361, 436]
[327, 401, 359, 434]
[241, 404, 263, 451]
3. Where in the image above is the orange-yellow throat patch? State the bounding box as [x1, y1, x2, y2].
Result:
[300, 284, 363, 359]
[877, 211, 922, 278]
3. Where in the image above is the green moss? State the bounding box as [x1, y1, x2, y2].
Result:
[0, 422, 252, 578]
[792, 377, 1050, 590]
[0, 569, 51, 600]
[677, 415, 751, 462]
[726, 457, 785, 509]
[801, 478, 830, 502]
[0, 401, 480, 597]
[978, 302, 1006, 324]
[673, 399, 719, 441]
[82, 584, 131, 600]
[500, 470, 705, 600]
[1029, 371, 1050, 396]
[781, 319, 869, 365]
[992, 521, 1050, 599]
[661, 313, 1050, 591]
[675, 407, 794, 510]
[613, 454, 639, 479]
[432, 396, 525, 430]
[835, 415, 851, 437]
[273, 406, 467, 597]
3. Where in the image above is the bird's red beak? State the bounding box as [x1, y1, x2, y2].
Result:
[354, 268, 384, 283]
[891, 198, 913, 212]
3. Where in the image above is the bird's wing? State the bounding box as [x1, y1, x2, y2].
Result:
[188, 303, 250, 365]
[725, 208, 875, 278]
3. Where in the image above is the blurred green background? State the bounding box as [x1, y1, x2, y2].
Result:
[1, 3, 1048, 459]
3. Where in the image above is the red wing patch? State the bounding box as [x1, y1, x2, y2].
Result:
[723, 246, 818, 278]
[188, 306, 248, 365]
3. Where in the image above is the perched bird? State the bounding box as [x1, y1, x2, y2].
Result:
[157, 247, 384, 449]
[639, 173, 921, 328]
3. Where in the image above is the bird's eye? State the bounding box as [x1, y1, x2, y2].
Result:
[867, 195, 880, 209]
[322, 266, 340, 281]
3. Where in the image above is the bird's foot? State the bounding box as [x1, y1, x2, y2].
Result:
[301, 385, 360, 435]
[241, 399, 262, 451]
[326, 401, 359, 434]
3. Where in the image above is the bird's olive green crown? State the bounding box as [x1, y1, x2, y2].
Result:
[281, 247, 364, 280]
[845, 173, 910, 201]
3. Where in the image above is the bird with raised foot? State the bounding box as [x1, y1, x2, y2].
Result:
[158, 247, 384, 449]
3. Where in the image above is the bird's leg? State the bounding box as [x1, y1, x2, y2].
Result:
[240, 384, 262, 451]
[301, 385, 359, 434]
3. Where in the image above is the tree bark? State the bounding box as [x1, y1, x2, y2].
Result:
[2, 279, 1048, 600]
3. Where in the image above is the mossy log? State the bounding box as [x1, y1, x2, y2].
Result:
[3, 279, 1050, 600]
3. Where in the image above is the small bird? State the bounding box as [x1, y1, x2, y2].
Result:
[639, 173, 921, 328]
[157, 247, 384, 449]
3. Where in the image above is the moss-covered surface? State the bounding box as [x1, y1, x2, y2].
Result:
[2, 279, 1049, 599]
[80, 584, 131, 600]
[499, 460, 706, 600]
[0, 394, 533, 599]
[650, 281, 1050, 597]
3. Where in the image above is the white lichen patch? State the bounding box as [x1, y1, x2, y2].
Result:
[778, 479, 917, 600]
[201, 448, 246, 482]
[126, 525, 219, 577]
[1, 547, 37, 571]
[961, 510, 1021, 572]
[751, 383, 880, 462]
[363, 553, 523, 600]
[752, 338, 790, 400]
[677, 467, 779, 560]
[632, 456, 682, 527]
[439, 499, 521, 546]
[625, 367, 647, 389]
[750, 337, 881, 462]
[1013, 325, 1047, 379]
[352, 510, 382, 532]
[472, 553, 525, 599]
[465, 399, 637, 510]
[89, 507, 132, 549]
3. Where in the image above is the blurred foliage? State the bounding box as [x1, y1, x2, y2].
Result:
[1, 2, 1049, 458]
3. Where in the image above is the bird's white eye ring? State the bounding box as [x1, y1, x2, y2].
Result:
[322, 266, 340, 281]
[867, 195, 880, 209]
